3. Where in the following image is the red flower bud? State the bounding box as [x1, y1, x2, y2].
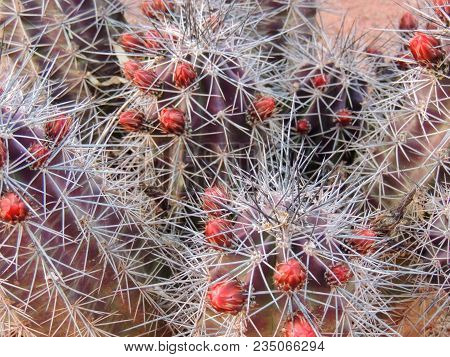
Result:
[123, 60, 143, 81]
[119, 33, 145, 52]
[325, 263, 353, 287]
[132, 69, 162, 96]
[399, 12, 419, 31]
[296, 119, 311, 135]
[409, 32, 445, 67]
[0, 139, 7, 168]
[0, 192, 28, 223]
[173, 61, 197, 88]
[159, 107, 185, 135]
[45, 114, 72, 143]
[202, 186, 229, 216]
[349, 228, 377, 255]
[282, 313, 317, 337]
[248, 95, 276, 122]
[311, 74, 328, 89]
[274, 259, 307, 291]
[207, 280, 245, 314]
[141, 0, 174, 18]
[144, 30, 164, 50]
[119, 110, 145, 132]
[28, 142, 50, 169]
[335, 109, 352, 126]
[205, 218, 233, 249]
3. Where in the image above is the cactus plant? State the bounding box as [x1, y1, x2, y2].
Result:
[106, 0, 279, 220]
[0, 0, 124, 109]
[159, 140, 405, 336]
[0, 65, 173, 336]
[276, 28, 374, 168]
[0, 0, 447, 339]
[364, 1, 449, 208]
[351, 0, 450, 335]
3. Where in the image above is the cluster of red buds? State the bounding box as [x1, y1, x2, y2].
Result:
[119, 29, 169, 53]
[202, 186, 232, 250]
[118, 106, 186, 135]
[121, 57, 195, 134]
[202, 186, 246, 314]
[0, 113, 72, 224]
[200, 182, 365, 336]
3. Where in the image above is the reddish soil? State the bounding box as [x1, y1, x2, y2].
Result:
[321, 0, 409, 41]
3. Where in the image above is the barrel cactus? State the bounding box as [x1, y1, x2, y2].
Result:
[364, 0, 449, 208]
[107, 0, 279, 219]
[353, 0, 449, 335]
[162, 143, 402, 336]
[0, 0, 124, 108]
[0, 66, 170, 336]
[277, 29, 374, 168]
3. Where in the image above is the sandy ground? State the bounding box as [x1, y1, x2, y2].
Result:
[321, 0, 408, 40]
